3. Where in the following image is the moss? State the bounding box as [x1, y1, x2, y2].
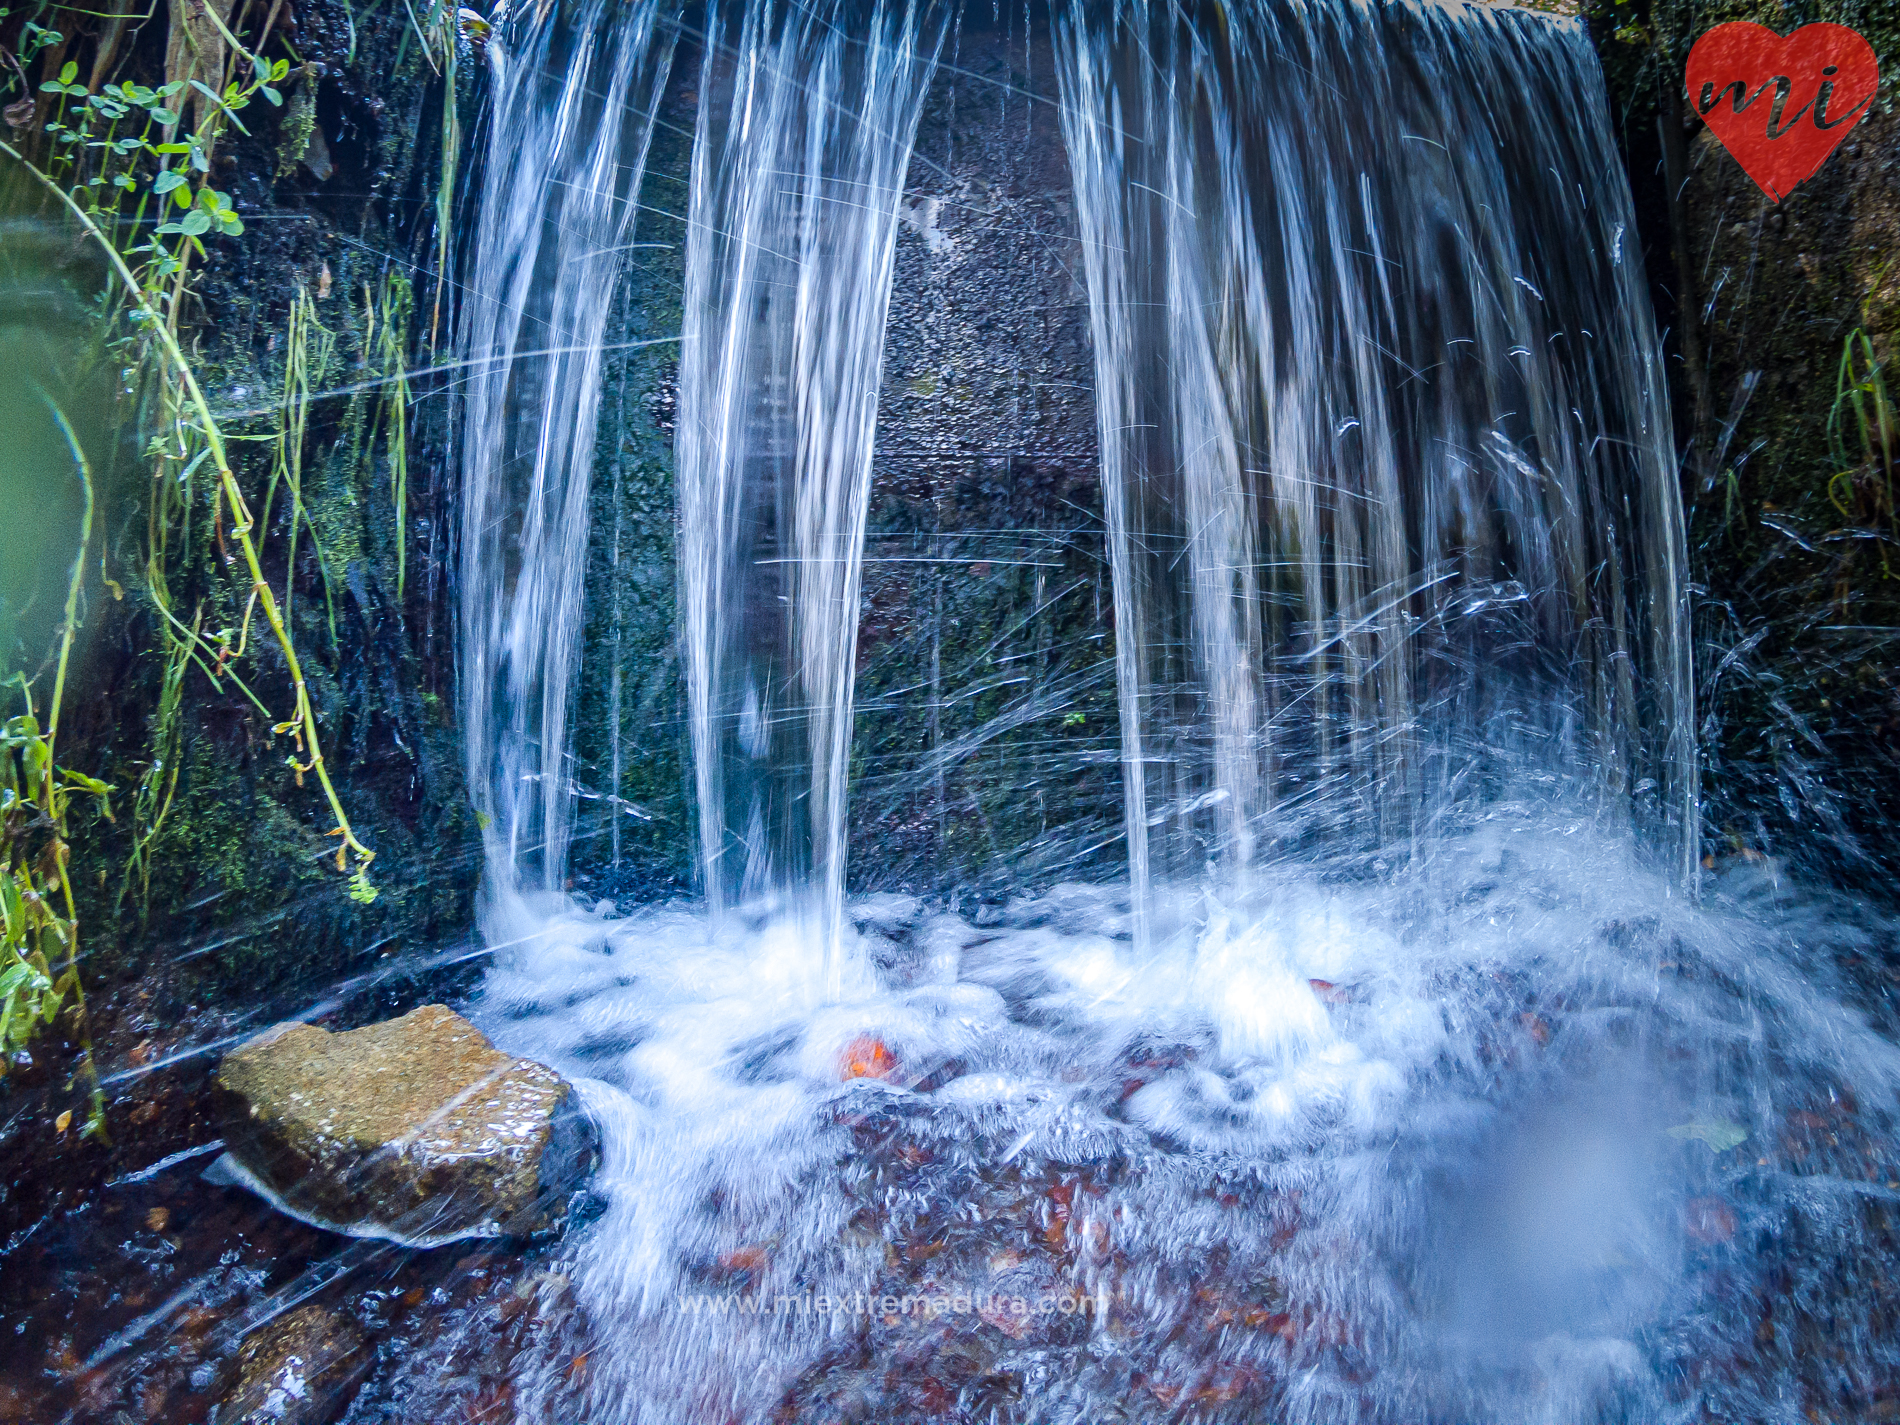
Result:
[30, 0, 483, 1002]
[565, 87, 695, 903]
[1592, 0, 1900, 884]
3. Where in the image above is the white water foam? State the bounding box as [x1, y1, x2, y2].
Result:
[471, 814, 1900, 1424]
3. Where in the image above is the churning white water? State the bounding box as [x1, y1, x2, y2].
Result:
[450, 0, 1900, 1421]
[472, 825, 1900, 1423]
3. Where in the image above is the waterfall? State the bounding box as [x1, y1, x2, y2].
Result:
[677, 0, 948, 982]
[1055, 0, 1696, 940]
[446, 10, 1900, 1425]
[459, 0, 678, 902]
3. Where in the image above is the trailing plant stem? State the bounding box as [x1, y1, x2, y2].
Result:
[1, 137, 378, 892]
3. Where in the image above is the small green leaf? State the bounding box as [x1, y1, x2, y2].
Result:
[59, 769, 113, 797]
[58, 61, 76, 85]
[151, 107, 179, 125]
[261, 86, 282, 106]
[153, 169, 185, 194]
[180, 209, 211, 236]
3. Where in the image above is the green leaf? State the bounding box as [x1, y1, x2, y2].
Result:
[59, 769, 113, 798]
[152, 141, 191, 154]
[180, 209, 211, 236]
[1667, 1121, 1748, 1152]
[173, 183, 194, 209]
[189, 144, 210, 173]
[153, 169, 186, 195]
[261, 86, 282, 106]
[151, 107, 179, 126]
[58, 61, 76, 85]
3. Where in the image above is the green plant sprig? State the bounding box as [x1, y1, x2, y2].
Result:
[0, 137, 380, 903]
[0, 394, 110, 1134]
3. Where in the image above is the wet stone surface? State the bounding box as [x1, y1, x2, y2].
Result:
[0, 1147, 584, 1423]
[214, 1303, 367, 1424]
[214, 1005, 597, 1243]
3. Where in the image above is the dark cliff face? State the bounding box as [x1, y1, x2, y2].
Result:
[853, 13, 1119, 897]
[1, 0, 481, 1002]
[1593, 0, 1900, 890]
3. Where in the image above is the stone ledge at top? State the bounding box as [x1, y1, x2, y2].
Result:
[212, 1004, 596, 1246]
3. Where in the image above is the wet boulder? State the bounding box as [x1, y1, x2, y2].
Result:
[213, 1004, 596, 1244]
[213, 1304, 367, 1425]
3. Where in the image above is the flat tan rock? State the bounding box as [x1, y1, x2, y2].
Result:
[214, 1004, 595, 1244]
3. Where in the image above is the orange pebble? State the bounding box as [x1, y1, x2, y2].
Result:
[839, 1035, 899, 1081]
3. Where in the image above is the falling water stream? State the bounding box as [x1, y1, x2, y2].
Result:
[676, 0, 949, 980]
[458, 0, 679, 903]
[445, 2, 1900, 1422]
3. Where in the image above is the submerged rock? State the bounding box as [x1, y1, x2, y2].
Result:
[214, 1304, 367, 1425]
[213, 1004, 596, 1244]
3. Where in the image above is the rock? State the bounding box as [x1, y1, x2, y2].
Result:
[213, 1304, 366, 1425]
[214, 1004, 596, 1244]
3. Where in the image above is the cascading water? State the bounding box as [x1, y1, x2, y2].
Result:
[676, 0, 949, 980]
[458, 0, 678, 907]
[1055, 0, 1697, 935]
[445, 4, 1900, 1424]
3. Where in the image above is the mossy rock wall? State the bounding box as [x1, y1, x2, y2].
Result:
[1593, 0, 1900, 886]
[1, 0, 482, 1000]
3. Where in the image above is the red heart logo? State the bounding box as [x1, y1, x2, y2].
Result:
[1686, 22, 1879, 203]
